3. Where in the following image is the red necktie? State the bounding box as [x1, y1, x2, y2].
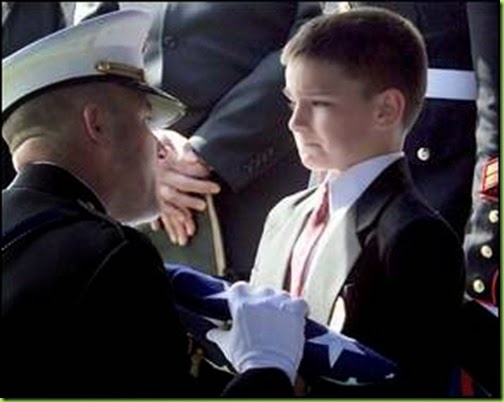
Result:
[289, 184, 330, 296]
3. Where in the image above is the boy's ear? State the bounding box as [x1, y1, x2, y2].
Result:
[374, 88, 405, 129]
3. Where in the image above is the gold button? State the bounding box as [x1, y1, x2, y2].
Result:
[480, 245, 493, 259]
[472, 279, 485, 294]
[488, 210, 499, 223]
[416, 147, 430, 161]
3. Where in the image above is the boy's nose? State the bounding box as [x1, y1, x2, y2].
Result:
[288, 104, 308, 133]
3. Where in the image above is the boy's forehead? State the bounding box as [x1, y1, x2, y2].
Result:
[286, 57, 346, 77]
[285, 58, 359, 92]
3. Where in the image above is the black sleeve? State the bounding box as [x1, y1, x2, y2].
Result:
[189, 3, 321, 191]
[85, 228, 295, 397]
[79, 227, 198, 397]
[384, 218, 465, 396]
[222, 368, 293, 398]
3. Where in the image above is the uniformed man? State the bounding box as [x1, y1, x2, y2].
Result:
[1, 9, 308, 397]
[458, 2, 500, 397]
[463, 1, 499, 317]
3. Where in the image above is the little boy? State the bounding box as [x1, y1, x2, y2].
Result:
[250, 7, 465, 397]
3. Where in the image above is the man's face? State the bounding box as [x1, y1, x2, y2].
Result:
[105, 86, 160, 224]
[284, 58, 379, 173]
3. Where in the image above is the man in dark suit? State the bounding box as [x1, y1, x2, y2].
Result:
[1, 9, 308, 397]
[250, 8, 465, 396]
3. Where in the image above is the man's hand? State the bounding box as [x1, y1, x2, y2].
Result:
[206, 282, 308, 384]
[153, 129, 220, 246]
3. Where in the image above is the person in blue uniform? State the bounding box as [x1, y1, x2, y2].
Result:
[459, 2, 500, 397]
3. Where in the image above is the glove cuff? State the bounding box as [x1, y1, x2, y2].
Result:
[238, 352, 297, 385]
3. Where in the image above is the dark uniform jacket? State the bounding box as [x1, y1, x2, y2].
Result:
[251, 159, 465, 396]
[459, 3, 500, 396]
[1, 163, 292, 397]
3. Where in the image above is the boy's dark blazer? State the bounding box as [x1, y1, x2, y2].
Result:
[251, 158, 465, 396]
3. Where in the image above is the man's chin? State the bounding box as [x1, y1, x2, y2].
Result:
[124, 211, 159, 227]
[113, 205, 159, 227]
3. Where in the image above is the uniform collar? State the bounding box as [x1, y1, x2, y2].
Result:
[9, 163, 106, 214]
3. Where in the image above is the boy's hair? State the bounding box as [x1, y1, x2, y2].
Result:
[281, 7, 427, 132]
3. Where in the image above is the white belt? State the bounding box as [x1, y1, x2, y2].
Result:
[426, 68, 477, 101]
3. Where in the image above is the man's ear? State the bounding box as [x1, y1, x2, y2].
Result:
[374, 88, 405, 130]
[82, 104, 107, 143]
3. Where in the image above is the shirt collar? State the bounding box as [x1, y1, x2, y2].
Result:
[323, 152, 404, 213]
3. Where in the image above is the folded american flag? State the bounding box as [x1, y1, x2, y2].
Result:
[165, 264, 398, 386]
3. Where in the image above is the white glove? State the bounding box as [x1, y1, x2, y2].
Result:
[206, 281, 308, 384]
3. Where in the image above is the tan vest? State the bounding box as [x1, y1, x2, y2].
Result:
[250, 189, 361, 331]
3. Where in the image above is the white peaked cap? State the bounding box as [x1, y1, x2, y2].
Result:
[2, 9, 185, 128]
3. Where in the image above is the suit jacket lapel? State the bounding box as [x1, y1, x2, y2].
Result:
[355, 158, 408, 234]
[251, 189, 318, 290]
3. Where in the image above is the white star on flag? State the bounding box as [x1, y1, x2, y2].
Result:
[308, 332, 365, 368]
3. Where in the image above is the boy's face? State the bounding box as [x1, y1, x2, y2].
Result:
[284, 57, 380, 172]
